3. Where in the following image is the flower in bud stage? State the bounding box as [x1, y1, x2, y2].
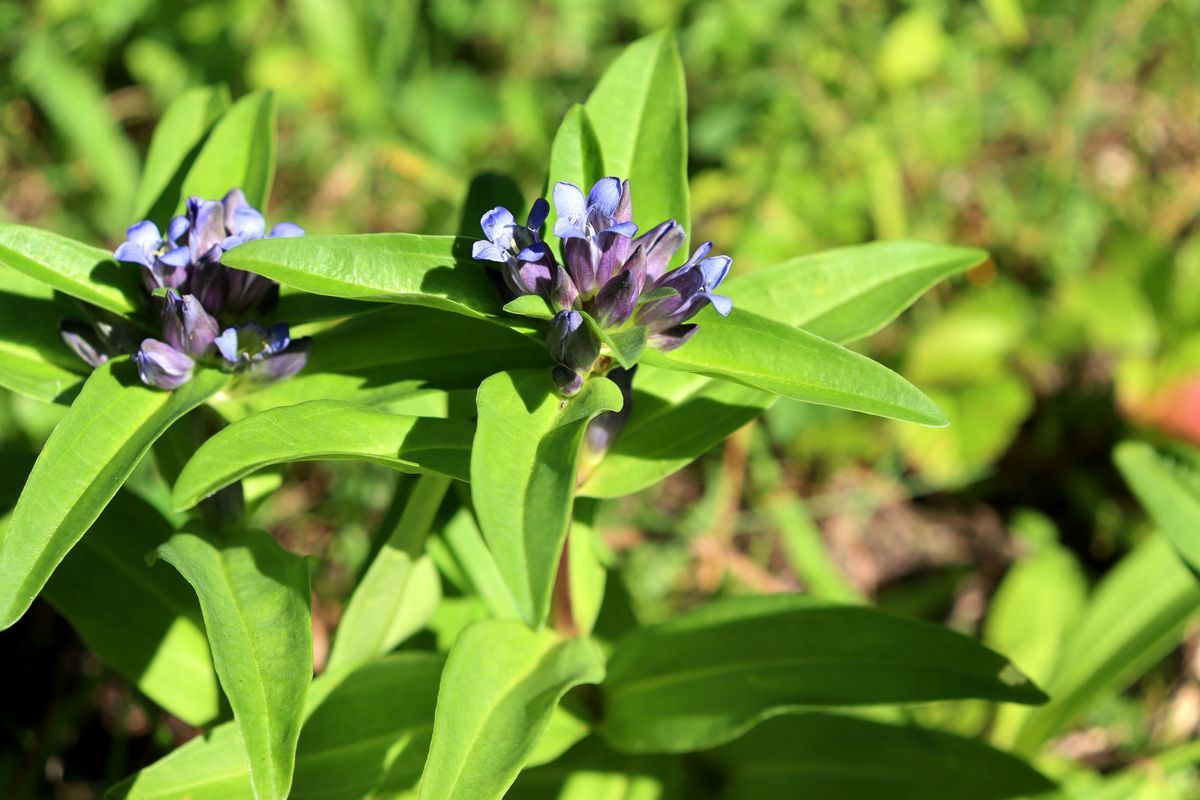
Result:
[161, 291, 220, 358]
[552, 365, 584, 397]
[636, 241, 733, 350]
[59, 320, 111, 368]
[134, 339, 194, 390]
[546, 310, 600, 373]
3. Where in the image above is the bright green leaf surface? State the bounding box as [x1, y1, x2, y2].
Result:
[586, 31, 689, 248]
[417, 621, 606, 800]
[1013, 534, 1200, 753]
[172, 401, 473, 510]
[709, 713, 1053, 799]
[42, 491, 220, 726]
[134, 85, 231, 220]
[1115, 441, 1200, 576]
[157, 527, 313, 800]
[599, 594, 1046, 753]
[0, 223, 140, 315]
[180, 90, 276, 210]
[325, 475, 449, 672]
[221, 233, 503, 319]
[580, 310, 646, 369]
[108, 652, 443, 800]
[510, 738, 682, 800]
[0, 362, 225, 630]
[642, 308, 947, 427]
[723, 241, 986, 343]
[471, 370, 623, 627]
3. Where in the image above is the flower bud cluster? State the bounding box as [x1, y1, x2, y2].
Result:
[61, 189, 310, 390]
[472, 177, 732, 395]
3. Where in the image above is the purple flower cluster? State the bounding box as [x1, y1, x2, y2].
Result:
[61, 189, 309, 390]
[471, 177, 732, 395]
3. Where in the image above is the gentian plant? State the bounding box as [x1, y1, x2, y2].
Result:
[0, 34, 1065, 800]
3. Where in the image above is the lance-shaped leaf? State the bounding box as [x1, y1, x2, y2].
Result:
[1114, 441, 1200, 577]
[1013, 534, 1200, 753]
[326, 475, 449, 672]
[417, 621, 606, 800]
[0, 361, 226, 630]
[172, 401, 473, 511]
[156, 526, 313, 800]
[545, 104, 605, 239]
[471, 370, 624, 627]
[0, 281, 87, 403]
[724, 241, 987, 343]
[134, 85, 232, 221]
[219, 305, 546, 419]
[41, 491, 220, 725]
[180, 89, 276, 210]
[108, 652, 443, 800]
[586, 30, 689, 247]
[221, 234, 503, 320]
[707, 713, 1054, 800]
[599, 594, 1046, 753]
[0, 223, 140, 315]
[579, 366, 772, 498]
[509, 738, 682, 800]
[642, 308, 947, 427]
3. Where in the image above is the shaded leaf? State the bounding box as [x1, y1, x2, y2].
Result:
[180, 90, 276, 210]
[1115, 441, 1200, 577]
[0, 223, 140, 315]
[134, 85, 231, 220]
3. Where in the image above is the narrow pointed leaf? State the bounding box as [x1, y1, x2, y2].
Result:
[417, 621, 606, 800]
[108, 652, 442, 800]
[709, 713, 1053, 800]
[1114, 441, 1200, 576]
[180, 90, 276, 209]
[471, 370, 623, 627]
[545, 104, 605, 238]
[220, 234, 503, 320]
[599, 594, 1046, 753]
[326, 475, 449, 672]
[0, 361, 226, 630]
[156, 527, 313, 800]
[1013, 534, 1200, 752]
[172, 401, 473, 511]
[580, 310, 646, 369]
[0, 223, 140, 315]
[585, 31, 689, 244]
[642, 308, 947, 426]
[0, 283, 87, 403]
[724, 241, 987, 343]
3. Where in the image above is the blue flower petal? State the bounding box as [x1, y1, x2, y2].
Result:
[167, 215, 190, 243]
[587, 177, 622, 217]
[699, 255, 732, 289]
[526, 198, 549, 232]
[126, 221, 161, 248]
[552, 182, 587, 238]
[269, 222, 305, 238]
[480, 207, 516, 245]
[215, 327, 240, 363]
[114, 241, 151, 266]
[472, 240, 512, 263]
[704, 291, 734, 317]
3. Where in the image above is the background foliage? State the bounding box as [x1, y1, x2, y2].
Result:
[0, 0, 1198, 797]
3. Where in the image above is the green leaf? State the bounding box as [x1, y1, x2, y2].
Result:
[438, 508, 523, 621]
[509, 738, 682, 800]
[157, 526, 313, 800]
[723, 241, 986, 343]
[0, 223, 140, 315]
[134, 85, 232, 221]
[0, 284, 87, 403]
[471, 370, 624, 627]
[218, 305, 546, 419]
[325, 475, 449, 672]
[180, 90, 276, 209]
[985, 538, 1087, 748]
[40, 491, 219, 725]
[172, 401, 473, 511]
[0, 361, 226, 630]
[585, 31, 689, 246]
[221, 234, 504, 320]
[504, 294, 555, 321]
[642, 308, 947, 427]
[15, 34, 140, 227]
[1114, 441, 1200, 576]
[108, 652, 443, 800]
[545, 104, 605, 238]
[417, 621, 605, 800]
[599, 594, 1046, 753]
[1013, 534, 1200, 753]
[566, 499, 607, 635]
[708, 713, 1053, 800]
[578, 366, 772, 499]
[580, 310, 646, 369]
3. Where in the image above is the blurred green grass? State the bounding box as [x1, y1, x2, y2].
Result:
[1, 0, 1199, 797]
